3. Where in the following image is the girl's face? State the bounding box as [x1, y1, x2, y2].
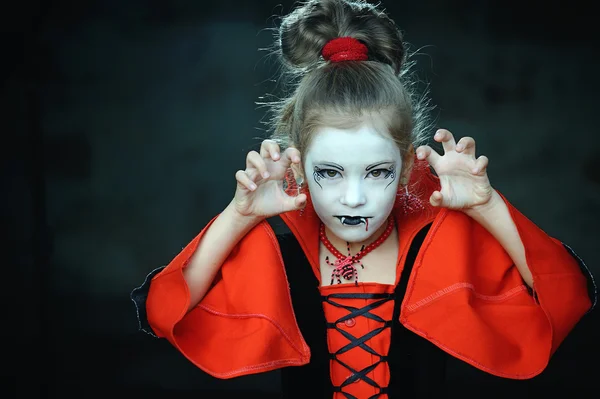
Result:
[304, 123, 403, 243]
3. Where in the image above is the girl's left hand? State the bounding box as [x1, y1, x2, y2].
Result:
[416, 129, 494, 210]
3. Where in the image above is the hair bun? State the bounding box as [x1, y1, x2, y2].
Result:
[278, 0, 406, 73]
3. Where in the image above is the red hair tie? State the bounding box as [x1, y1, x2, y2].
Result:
[321, 37, 368, 63]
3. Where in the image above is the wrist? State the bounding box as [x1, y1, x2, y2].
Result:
[225, 200, 264, 229]
[463, 189, 502, 219]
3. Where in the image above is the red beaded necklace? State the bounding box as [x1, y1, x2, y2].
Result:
[319, 217, 395, 285]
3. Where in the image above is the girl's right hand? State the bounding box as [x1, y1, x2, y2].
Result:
[233, 140, 307, 219]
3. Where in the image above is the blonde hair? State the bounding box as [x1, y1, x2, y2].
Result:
[261, 0, 433, 169]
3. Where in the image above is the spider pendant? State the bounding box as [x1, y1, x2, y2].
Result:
[326, 244, 365, 285]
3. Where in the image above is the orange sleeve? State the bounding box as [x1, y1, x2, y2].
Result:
[143, 217, 310, 379]
[504, 196, 595, 353]
[401, 195, 594, 379]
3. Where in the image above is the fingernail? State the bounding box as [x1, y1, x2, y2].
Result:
[262, 171, 270, 178]
[250, 183, 257, 190]
[273, 152, 280, 159]
[456, 144, 463, 151]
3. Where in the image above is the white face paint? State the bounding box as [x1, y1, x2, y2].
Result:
[304, 123, 402, 243]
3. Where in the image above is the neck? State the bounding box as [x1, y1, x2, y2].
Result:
[324, 217, 392, 255]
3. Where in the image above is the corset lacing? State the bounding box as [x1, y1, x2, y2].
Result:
[322, 292, 395, 399]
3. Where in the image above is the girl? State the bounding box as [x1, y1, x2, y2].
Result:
[131, 1, 595, 397]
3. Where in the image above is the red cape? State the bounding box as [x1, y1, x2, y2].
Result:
[145, 160, 591, 379]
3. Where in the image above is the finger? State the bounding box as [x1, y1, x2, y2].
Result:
[455, 137, 476, 157]
[429, 190, 443, 207]
[472, 155, 489, 175]
[235, 170, 257, 191]
[434, 129, 456, 154]
[259, 139, 281, 160]
[283, 193, 307, 212]
[246, 151, 270, 179]
[280, 147, 302, 168]
[416, 144, 441, 166]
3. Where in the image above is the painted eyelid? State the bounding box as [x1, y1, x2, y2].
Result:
[318, 169, 342, 178]
[366, 168, 393, 178]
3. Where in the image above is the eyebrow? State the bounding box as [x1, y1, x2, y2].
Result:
[314, 162, 344, 171]
[365, 161, 396, 171]
[314, 161, 396, 171]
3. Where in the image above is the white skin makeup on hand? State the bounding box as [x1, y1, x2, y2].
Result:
[304, 123, 402, 244]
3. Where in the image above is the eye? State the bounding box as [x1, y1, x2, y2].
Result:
[314, 168, 341, 179]
[367, 168, 392, 179]
[323, 169, 340, 178]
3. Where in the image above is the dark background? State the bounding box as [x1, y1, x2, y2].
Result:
[3, 0, 599, 397]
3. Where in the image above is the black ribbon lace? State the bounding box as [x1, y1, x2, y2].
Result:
[322, 292, 395, 399]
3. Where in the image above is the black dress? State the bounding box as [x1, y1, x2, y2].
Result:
[278, 223, 448, 398]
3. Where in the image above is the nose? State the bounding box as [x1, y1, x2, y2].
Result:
[339, 180, 366, 208]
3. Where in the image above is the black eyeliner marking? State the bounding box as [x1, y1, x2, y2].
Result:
[365, 161, 394, 171]
[318, 162, 344, 171]
[385, 165, 397, 189]
[312, 166, 323, 189]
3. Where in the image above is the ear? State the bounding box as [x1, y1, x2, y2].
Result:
[399, 144, 415, 185]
